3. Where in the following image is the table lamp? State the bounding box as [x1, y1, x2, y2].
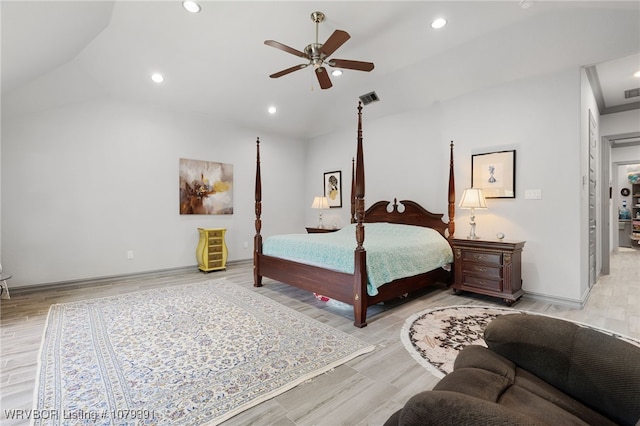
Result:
[311, 196, 330, 228]
[459, 188, 488, 239]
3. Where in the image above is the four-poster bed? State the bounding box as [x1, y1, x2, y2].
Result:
[253, 102, 456, 328]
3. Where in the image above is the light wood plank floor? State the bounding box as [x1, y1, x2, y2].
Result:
[2, 250, 638, 425]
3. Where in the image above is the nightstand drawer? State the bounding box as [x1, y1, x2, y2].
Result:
[462, 251, 502, 265]
[464, 275, 502, 291]
[463, 264, 502, 279]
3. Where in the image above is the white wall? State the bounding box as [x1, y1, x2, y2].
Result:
[307, 68, 586, 304]
[602, 109, 640, 136]
[612, 145, 640, 163]
[1, 98, 305, 287]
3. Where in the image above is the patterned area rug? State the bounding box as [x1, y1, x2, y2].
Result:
[34, 279, 375, 425]
[401, 305, 640, 379]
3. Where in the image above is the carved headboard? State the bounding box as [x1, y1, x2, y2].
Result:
[364, 199, 449, 237]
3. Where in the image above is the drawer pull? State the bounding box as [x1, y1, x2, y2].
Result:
[462, 251, 502, 265]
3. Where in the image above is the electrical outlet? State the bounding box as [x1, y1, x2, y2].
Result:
[127, 250, 134, 259]
[243, 241, 249, 249]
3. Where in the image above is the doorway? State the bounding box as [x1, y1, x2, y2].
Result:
[600, 134, 640, 278]
[614, 163, 640, 248]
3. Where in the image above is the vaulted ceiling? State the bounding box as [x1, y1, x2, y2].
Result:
[2, 1, 639, 139]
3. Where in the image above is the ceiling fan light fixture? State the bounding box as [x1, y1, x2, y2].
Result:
[268, 106, 277, 114]
[332, 70, 343, 76]
[182, 1, 201, 13]
[151, 73, 164, 83]
[431, 18, 447, 29]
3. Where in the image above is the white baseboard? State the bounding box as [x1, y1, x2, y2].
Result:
[9, 259, 252, 293]
[521, 291, 586, 310]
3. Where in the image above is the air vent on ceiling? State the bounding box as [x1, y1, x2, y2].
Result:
[624, 88, 640, 99]
[359, 91, 380, 105]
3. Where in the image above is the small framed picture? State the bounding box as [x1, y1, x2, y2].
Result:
[472, 150, 516, 198]
[324, 171, 342, 208]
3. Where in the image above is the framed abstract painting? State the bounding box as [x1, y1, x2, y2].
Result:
[179, 158, 234, 214]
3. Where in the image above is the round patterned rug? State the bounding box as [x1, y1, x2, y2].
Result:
[401, 305, 524, 378]
[401, 305, 640, 379]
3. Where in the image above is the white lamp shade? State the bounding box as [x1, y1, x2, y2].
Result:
[311, 196, 330, 209]
[459, 188, 488, 209]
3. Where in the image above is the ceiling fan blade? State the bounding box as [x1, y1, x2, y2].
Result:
[320, 30, 350, 57]
[329, 59, 375, 72]
[315, 67, 332, 89]
[264, 40, 307, 58]
[269, 64, 308, 78]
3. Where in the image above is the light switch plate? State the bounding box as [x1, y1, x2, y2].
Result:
[525, 189, 542, 199]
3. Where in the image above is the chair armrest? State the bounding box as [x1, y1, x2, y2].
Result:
[484, 313, 640, 426]
[384, 390, 548, 426]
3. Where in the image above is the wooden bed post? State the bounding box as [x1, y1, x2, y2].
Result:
[355, 102, 365, 247]
[447, 141, 455, 239]
[353, 102, 368, 327]
[254, 137, 263, 287]
[350, 157, 356, 224]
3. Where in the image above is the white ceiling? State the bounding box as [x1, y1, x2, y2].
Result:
[2, 1, 639, 140]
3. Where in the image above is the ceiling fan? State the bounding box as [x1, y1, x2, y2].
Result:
[264, 11, 375, 90]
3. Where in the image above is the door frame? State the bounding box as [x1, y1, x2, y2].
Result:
[600, 136, 610, 275]
[600, 132, 640, 277]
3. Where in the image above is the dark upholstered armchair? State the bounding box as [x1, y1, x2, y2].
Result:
[385, 313, 640, 426]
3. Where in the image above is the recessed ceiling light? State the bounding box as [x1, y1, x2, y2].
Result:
[268, 106, 277, 114]
[331, 69, 343, 77]
[431, 18, 447, 29]
[634, 70, 640, 78]
[151, 73, 164, 83]
[182, 1, 201, 13]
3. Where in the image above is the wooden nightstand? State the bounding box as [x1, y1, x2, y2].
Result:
[451, 238, 525, 306]
[196, 228, 228, 272]
[305, 227, 339, 233]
